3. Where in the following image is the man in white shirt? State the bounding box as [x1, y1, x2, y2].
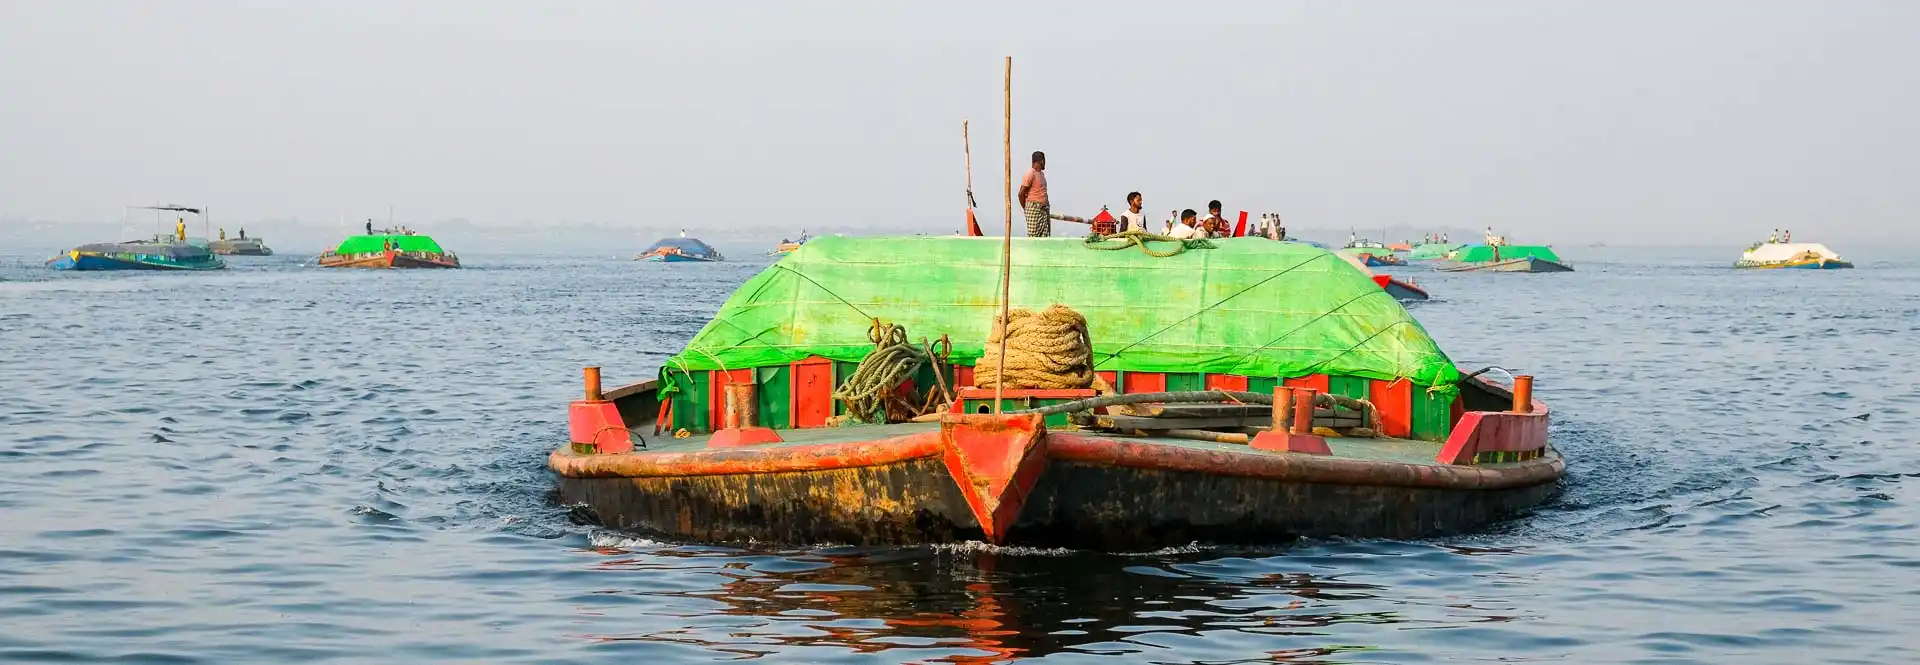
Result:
[1117, 192, 1147, 233]
[1167, 209, 1202, 239]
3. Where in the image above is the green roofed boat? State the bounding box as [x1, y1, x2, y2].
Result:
[553, 236, 1561, 549]
[318, 228, 460, 269]
[1407, 243, 1462, 261]
[1438, 244, 1572, 273]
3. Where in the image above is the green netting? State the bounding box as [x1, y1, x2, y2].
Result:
[659, 236, 1460, 398]
[1407, 243, 1461, 260]
[1452, 245, 1560, 263]
[331, 234, 446, 255]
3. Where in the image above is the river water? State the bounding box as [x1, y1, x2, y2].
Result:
[1, 247, 1915, 664]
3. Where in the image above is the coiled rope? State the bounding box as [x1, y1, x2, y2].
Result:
[975, 304, 1094, 390]
[1083, 230, 1216, 257]
[832, 321, 946, 424]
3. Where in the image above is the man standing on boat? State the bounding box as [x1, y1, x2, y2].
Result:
[175, 217, 186, 242]
[1018, 151, 1049, 237]
[1118, 192, 1146, 234]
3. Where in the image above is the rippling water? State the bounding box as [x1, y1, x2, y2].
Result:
[2, 247, 1915, 663]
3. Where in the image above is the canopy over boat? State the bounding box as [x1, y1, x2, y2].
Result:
[659, 236, 1460, 399]
[1407, 243, 1462, 260]
[642, 236, 723, 260]
[1451, 244, 1562, 264]
[331, 234, 447, 255]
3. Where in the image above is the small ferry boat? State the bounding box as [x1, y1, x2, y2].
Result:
[638, 231, 724, 262]
[552, 236, 1558, 549]
[1339, 247, 1407, 267]
[1387, 241, 1414, 253]
[1335, 250, 1429, 301]
[1437, 244, 1573, 273]
[1734, 240, 1853, 270]
[208, 227, 272, 256]
[317, 226, 460, 269]
[49, 205, 226, 271]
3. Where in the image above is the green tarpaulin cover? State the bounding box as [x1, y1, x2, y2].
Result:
[1452, 245, 1560, 263]
[659, 236, 1460, 397]
[1407, 243, 1461, 260]
[331, 234, 446, 255]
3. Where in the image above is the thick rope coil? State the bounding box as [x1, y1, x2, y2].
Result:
[975, 304, 1095, 390]
[1083, 230, 1216, 257]
[832, 321, 941, 424]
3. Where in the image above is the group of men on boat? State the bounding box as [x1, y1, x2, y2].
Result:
[364, 220, 417, 236]
[216, 227, 249, 241]
[1765, 229, 1794, 243]
[1017, 151, 1284, 241]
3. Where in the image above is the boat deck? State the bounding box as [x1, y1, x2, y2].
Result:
[627, 421, 1457, 468]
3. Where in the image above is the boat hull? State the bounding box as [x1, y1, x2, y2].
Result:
[317, 251, 460, 269]
[641, 253, 721, 263]
[1438, 257, 1574, 273]
[1734, 258, 1853, 270]
[209, 241, 273, 256]
[1384, 279, 1430, 301]
[47, 253, 225, 271]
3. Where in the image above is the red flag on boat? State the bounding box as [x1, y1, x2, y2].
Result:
[966, 208, 984, 236]
[1233, 211, 1249, 237]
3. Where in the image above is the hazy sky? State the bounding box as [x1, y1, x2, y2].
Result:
[2, 1, 1914, 245]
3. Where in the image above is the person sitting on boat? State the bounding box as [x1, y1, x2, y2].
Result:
[1167, 209, 1202, 239]
[1118, 192, 1147, 234]
[1484, 226, 1506, 247]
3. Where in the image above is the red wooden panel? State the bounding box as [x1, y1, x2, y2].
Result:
[1369, 378, 1413, 439]
[708, 369, 753, 429]
[1204, 374, 1248, 392]
[1124, 372, 1166, 394]
[1283, 374, 1329, 393]
[1095, 370, 1118, 390]
[1436, 411, 1550, 464]
[791, 357, 833, 428]
[955, 365, 975, 388]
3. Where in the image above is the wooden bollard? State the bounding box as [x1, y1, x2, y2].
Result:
[1512, 375, 1533, 414]
[583, 366, 603, 402]
[1291, 388, 1316, 435]
[724, 382, 757, 430]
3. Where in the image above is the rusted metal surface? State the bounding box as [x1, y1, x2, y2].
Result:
[1047, 434, 1562, 491]
[1512, 375, 1534, 414]
[1291, 387, 1316, 434]
[549, 431, 944, 479]
[567, 400, 633, 454]
[938, 414, 1047, 544]
[583, 366, 603, 402]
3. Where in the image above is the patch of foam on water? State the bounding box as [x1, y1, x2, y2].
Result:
[1119, 541, 1213, 556]
[932, 541, 1076, 557]
[589, 530, 665, 550]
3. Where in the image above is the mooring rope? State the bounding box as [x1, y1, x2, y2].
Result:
[1082, 230, 1215, 257]
[831, 321, 940, 424]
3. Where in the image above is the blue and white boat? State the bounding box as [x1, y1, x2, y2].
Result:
[48, 205, 227, 271]
[636, 231, 725, 263]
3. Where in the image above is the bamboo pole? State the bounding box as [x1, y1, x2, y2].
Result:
[994, 56, 1013, 413]
[963, 120, 974, 211]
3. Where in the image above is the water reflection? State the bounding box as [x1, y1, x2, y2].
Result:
[572, 540, 1430, 663]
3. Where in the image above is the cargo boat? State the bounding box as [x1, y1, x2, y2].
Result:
[209, 228, 272, 256]
[1734, 241, 1853, 270]
[638, 232, 724, 262]
[1437, 244, 1573, 273]
[317, 231, 460, 269]
[552, 237, 1557, 548]
[49, 205, 226, 271]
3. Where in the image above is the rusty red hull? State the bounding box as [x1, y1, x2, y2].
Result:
[317, 251, 460, 269]
[549, 425, 1562, 549]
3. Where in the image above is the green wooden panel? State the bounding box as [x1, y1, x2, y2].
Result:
[832, 361, 860, 415]
[671, 370, 711, 433]
[1165, 373, 1203, 392]
[1248, 376, 1279, 395]
[757, 365, 791, 429]
[1411, 387, 1453, 442]
[1329, 375, 1370, 401]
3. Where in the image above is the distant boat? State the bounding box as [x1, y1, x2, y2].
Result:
[1437, 244, 1573, 273]
[209, 228, 272, 256]
[1387, 242, 1414, 253]
[1406, 243, 1462, 261]
[48, 204, 226, 271]
[769, 232, 811, 256]
[317, 228, 460, 269]
[638, 233, 724, 262]
[1734, 241, 1852, 270]
[1337, 246, 1431, 301]
[1338, 247, 1407, 267]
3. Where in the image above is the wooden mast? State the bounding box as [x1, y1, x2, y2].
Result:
[994, 56, 1013, 413]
